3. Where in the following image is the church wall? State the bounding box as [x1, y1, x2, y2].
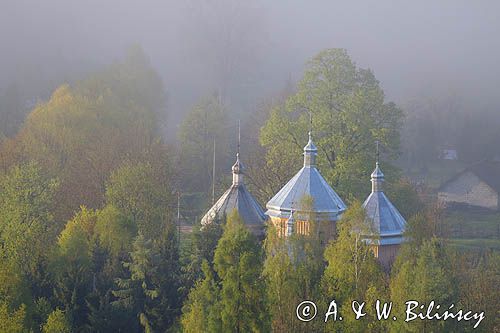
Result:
[269, 216, 336, 242]
[372, 244, 400, 270]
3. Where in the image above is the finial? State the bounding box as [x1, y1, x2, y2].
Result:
[375, 140, 380, 165]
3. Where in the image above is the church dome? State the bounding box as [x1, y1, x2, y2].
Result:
[362, 162, 406, 245]
[266, 131, 346, 221]
[201, 135, 266, 235]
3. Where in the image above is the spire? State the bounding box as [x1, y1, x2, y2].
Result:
[371, 141, 384, 192]
[303, 111, 317, 166]
[232, 120, 244, 186]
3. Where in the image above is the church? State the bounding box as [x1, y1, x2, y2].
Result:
[200, 125, 407, 267]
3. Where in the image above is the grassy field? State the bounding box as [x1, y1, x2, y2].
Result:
[444, 208, 500, 251]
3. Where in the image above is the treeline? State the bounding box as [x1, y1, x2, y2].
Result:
[181, 204, 499, 332]
[0, 47, 498, 332]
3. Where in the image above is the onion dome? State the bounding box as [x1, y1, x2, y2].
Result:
[362, 162, 406, 245]
[201, 139, 266, 235]
[266, 131, 346, 221]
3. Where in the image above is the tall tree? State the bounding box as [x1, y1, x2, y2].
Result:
[213, 211, 268, 332]
[105, 161, 173, 241]
[0, 162, 59, 299]
[113, 222, 181, 332]
[178, 93, 232, 196]
[321, 202, 386, 332]
[390, 238, 457, 333]
[260, 48, 403, 199]
[181, 260, 222, 333]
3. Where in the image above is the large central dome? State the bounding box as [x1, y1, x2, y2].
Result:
[266, 132, 346, 222]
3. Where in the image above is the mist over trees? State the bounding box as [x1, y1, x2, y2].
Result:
[0, 1, 499, 332]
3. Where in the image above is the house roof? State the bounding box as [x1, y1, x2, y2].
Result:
[439, 160, 500, 194]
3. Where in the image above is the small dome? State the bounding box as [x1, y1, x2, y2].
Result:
[371, 162, 384, 179]
[363, 162, 406, 245]
[232, 153, 243, 174]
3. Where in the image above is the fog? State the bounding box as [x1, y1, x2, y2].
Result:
[1, 0, 499, 139]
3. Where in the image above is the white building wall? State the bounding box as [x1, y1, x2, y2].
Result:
[438, 171, 498, 210]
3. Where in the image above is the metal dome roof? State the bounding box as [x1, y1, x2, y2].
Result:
[266, 134, 346, 221]
[362, 163, 406, 245]
[201, 155, 267, 232]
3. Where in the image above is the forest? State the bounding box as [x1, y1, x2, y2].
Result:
[0, 45, 497, 332]
[1, 1, 500, 332]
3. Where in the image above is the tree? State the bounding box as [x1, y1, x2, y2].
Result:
[0, 162, 59, 300]
[181, 260, 222, 333]
[390, 238, 457, 332]
[0, 303, 26, 333]
[260, 48, 403, 199]
[321, 202, 386, 332]
[113, 222, 181, 332]
[42, 309, 71, 333]
[178, 94, 232, 195]
[213, 211, 268, 332]
[105, 161, 173, 240]
[0, 47, 166, 221]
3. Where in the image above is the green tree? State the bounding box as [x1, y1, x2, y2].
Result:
[260, 48, 403, 199]
[181, 260, 222, 333]
[1, 47, 166, 221]
[106, 161, 173, 240]
[213, 211, 268, 332]
[41, 309, 71, 333]
[113, 223, 181, 332]
[178, 94, 231, 194]
[321, 202, 386, 332]
[0, 162, 59, 300]
[390, 238, 457, 333]
[0, 302, 26, 333]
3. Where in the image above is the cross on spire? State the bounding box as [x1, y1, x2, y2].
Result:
[237, 119, 241, 157]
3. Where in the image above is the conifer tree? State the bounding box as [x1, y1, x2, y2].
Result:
[181, 260, 222, 333]
[113, 222, 181, 332]
[213, 211, 268, 333]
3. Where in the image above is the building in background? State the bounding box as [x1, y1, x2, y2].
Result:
[438, 161, 500, 211]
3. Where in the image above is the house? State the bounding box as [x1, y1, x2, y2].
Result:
[438, 161, 500, 210]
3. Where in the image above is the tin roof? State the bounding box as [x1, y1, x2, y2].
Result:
[201, 155, 267, 230]
[362, 163, 406, 245]
[266, 133, 346, 220]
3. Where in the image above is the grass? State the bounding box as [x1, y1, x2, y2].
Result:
[446, 238, 500, 251]
[444, 209, 500, 239]
[443, 208, 500, 251]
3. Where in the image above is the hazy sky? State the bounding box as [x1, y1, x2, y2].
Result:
[1, 0, 499, 132]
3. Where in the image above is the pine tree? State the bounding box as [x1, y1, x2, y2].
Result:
[113, 223, 181, 332]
